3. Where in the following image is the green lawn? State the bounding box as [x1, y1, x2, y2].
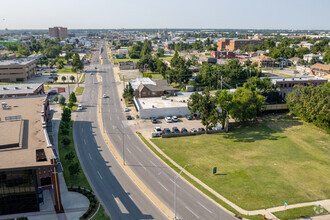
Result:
[159, 55, 173, 61]
[58, 67, 75, 74]
[91, 205, 111, 220]
[151, 114, 330, 210]
[273, 205, 328, 220]
[75, 86, 84, 96]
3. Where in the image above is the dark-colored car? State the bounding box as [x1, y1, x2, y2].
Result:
[186, 115, 192, 120]
[163, 128, 171, 134]
[152, 118, 158, 124]
[48, 90, 57, 95]
[172, 127, 180, 134]
[181, 128, 188, 133]
[198, 128, 205, 132]
[126, 115, 133, 120]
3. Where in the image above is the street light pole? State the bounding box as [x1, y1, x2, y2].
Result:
[174, 164, 192, 219]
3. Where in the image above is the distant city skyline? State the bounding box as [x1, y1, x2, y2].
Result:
[1, 0, 330, 30]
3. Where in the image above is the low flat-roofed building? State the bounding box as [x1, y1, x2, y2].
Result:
[311, 63, 330, 76]
[264, 76, 328, 97]
[0, 54, 42, 82]
[0, 96, 62, 215]
[251, 55, 275, 67]
[0, 83, 44, 98]
[134, 95, 191, 119]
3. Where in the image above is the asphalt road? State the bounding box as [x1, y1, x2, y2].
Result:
[73, 46, 167, 219]
[96, 42, 235, 220]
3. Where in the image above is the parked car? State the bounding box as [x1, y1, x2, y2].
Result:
[186, 115, 192, 120]
[77, 104, 83, 110]
[212, 125, 222, 130]
[124, 107, 129, 112]
[181, 128, 188, 133]
[172, 116, 178, 122]
[103, 94, 108, 98]
[163, 128, 171, 134]
[190, 128, 197, 133]
[48, 90, 57, 95]
[154, 127, 162, 134]
[198, 128, 205, 132]
[151, 118, 158, 124]
[126, 115, 133, 120]
[165, 116, 172, 123]
[172, 127, 180, 134]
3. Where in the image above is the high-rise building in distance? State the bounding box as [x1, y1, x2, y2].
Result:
[48, 26, 68, 39]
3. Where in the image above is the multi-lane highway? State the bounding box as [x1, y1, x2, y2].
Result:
[74, 42, 235, 220]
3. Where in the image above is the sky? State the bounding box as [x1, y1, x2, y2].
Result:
[1, 0, 330, 30]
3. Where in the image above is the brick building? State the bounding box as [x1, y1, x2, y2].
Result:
[210, 51, 235, 59]
[251, 55, 275, 68]
[217, 38, 264, 51]
[49, 27, 68, 39]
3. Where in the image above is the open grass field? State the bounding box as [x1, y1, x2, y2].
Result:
[273, 205, 328, 220]
[58, 67, 75, 74]
[151, 114, 330, 210]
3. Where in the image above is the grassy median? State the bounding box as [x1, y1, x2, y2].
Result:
[150, 114, 330, 211]
[273, 205, 328, 220]
[75, 86, 85, 96]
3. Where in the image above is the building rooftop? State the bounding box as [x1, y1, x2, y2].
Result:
[311, 63, 330, 71]
[0, 96, 54, 170]
[0, 83, 43, 95]
[136, 96, 189, 110]
[262, 76, 328, 84]
[0, 54, 42, 66]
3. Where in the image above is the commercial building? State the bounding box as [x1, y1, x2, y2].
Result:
[251, 55, 275, 68]
[0, 83, 44, 98]
[129, 77, 175, 98]
[49, 27, 68, 39]
[0, 96, 63, 215]
[119, 61, 137, 70]
[0, 54, 42, 82]
[134, 95, 191, 119]
[266, 76, 327, 97]
[311, 63, 330, 76]
[217, 38, 264, 51]
[210, 51, 235, 59]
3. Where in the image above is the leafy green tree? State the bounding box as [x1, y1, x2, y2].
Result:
[156, 48, 165, 57]
[230, 87, 266, 122]
[140, 40, 152, 58]
[52, 95, 59, 103]
[65, 151, 75, 162]
[62, 137, 71, 146]
[53, 76, 58, 83]
[128, 41, 143, 59]
[67, 102, 74, 109]
[57, 59, 65, 69]
[188, 89, 221, 133]
[296, 47, 310, 59]
[216, 90, 233, 130]
[123, 83, 134, 101]
[70, 75, 75, 82]
[61, 107, 71, 122]
[69, 92, 77, 103]
[71, 52, 84, 72]
[68, 163, 80, 176]
[58, 95, 66, 105]
[61, 76, 67, 82]
[322, 49, 330, 64]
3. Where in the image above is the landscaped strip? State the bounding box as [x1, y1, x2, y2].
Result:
[137, 133, 263, 220]
[75, 86, 85, 96]
[273, 205, 328, 220]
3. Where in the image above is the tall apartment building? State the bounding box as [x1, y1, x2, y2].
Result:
[0, 96, 63, 215]
[49, 27, 68, 39]
[217, 38, 264, 51]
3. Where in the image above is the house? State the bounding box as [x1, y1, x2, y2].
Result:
[278, 58, 293, 67]
[303, 54, 322, 62]
[251, 55, 275, 68]
[311, 63, 330, 76]
[129, 77, 175, 98]
[289, 57, 301, 66]
[118, 48, 128, 56]
[119, 61, 137, 70]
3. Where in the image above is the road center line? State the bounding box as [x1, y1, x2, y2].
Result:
[198, 201, 213, 213]
[97, 170, 103, 179]
[185, 206, 200, 219]
[88, 153, 92, 160]
[158, 181, 168, 192]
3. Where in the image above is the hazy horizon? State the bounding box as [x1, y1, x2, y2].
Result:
[1, 0, 330, 30]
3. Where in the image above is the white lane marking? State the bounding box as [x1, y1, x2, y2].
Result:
[88, 153, 92, 160]
[170, 179, 182, 189]
[185, 206, 200, 219]
[150, 160, 156, 167]
[127, 148, 132, 154]
[81, 127, 84, 132]
[136, 146, 142, 153]
[97, 170, 103, 179]
[198, 201, 213, 214]
[84, 139, 86, 144]
[158, 181, 168, 192]
[138, 162, 146, 171]
[112, 194, 129, 214]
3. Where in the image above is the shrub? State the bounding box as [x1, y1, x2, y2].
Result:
[62, 137, 71, 146]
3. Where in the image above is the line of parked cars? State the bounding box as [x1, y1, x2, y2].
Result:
[154, 126, 206, 135]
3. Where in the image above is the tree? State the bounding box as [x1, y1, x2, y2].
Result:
[188, 89, 220, 133]
[216, 90, 233, 130]
[52, 95, 59, 103]
[71, 52, 84, 72]
[123, 83, 134, 101]
[69, 92, 77, 103]
[61, 76, 67, 82]
[61, 107, 71, 122]
[140, 40, 152, 58]
[58, 95, 66, 105]
[67, 102, 74, 109]
[230, 87, 266, 122]
[322, 49, 330, 64]
[156, 48, 165, 57]
[70, 75, 75, 82]
[57, 59, 65, 69]
[62, 137, 71, 146]
[65, 151, 75, 162]
[53, 76, 58, 83]
[68, 163, 80, 176]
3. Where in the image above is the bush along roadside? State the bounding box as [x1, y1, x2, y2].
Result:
[58, 107, 110, 220]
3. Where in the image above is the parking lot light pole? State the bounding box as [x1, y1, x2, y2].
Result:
[174, 164, 192, 219]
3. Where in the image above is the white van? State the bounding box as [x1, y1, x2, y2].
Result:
[78, 104, 83, 110]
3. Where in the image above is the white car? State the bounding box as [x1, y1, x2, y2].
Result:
[165, 116, 172, 123]
[124, 107, 129, 112]
[172, 116, 178, 122]
[103, 94, 108, 98]
[154, 127, 162, 133]
[77, 104, 83, 110]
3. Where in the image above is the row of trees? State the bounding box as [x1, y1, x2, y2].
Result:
[287, 83, 330, 132]
[167, 38, 217, 52]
